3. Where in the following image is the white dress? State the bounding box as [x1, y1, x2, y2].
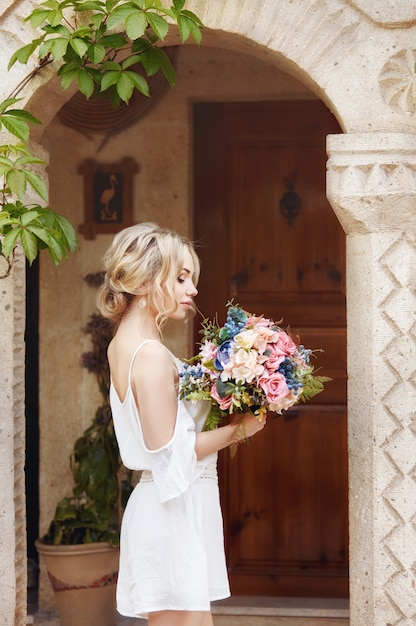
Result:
[109, 340, 230, 619]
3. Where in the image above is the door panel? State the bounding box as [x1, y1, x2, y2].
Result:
[193, 100, 348, 597]
[223, 405, 348, 596]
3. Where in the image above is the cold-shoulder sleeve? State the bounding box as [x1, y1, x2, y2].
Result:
[145, 402, 198, 503]
[110, 348, 214, 504]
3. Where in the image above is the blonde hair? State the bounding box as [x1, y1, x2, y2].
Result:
[97, 223, 199, 329]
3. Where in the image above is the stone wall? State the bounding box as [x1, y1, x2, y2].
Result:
[0, 245, 26, 626]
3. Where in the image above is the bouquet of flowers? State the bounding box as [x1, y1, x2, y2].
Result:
[179, 303, 330, 433]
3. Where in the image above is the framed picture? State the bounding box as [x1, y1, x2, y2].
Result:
[78, 157, 139, 239]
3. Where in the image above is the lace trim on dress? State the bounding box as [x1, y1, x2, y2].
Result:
[140, 465, 218, 484]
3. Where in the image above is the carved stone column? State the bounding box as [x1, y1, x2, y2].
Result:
[0, 247, 26, 626]
[327, 133, 416, 625]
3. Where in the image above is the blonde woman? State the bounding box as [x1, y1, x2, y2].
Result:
[98, 223, 266, 626]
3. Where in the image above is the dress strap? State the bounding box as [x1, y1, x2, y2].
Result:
[127, 340, 177, 388]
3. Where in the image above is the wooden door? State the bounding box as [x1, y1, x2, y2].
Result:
[193, 101, 348, 598]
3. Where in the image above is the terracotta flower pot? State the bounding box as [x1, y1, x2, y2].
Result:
[35, 540, 120, 626]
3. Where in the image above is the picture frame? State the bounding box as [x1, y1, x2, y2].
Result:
[78, 157, 139, 239]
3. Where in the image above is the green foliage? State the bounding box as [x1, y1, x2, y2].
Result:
[8, 0, 204, 104]
[199, 314, 222, 343]
[299, 373, 332, 403]
[1, 1, 203, 266]
[43, 277, 134, 545]
[204, 401, 225, 431]
[44, 405, 121, 545]
[0, 99, 77, 265]
[80, 308, 113, 402]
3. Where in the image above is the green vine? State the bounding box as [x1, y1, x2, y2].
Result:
[0, 99, 78, 266]
[0, 0, 203, 266]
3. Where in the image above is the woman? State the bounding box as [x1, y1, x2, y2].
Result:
[97, 223, 266, 626]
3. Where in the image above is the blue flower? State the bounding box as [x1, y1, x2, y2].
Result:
[214, 340, 233, 371]
[220, 306, 248, 339]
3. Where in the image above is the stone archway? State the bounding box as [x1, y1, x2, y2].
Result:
[1, 1, 415, 625]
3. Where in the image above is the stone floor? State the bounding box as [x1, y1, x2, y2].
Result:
[28, 590, 349, 626]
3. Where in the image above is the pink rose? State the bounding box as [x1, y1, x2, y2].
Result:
[269, 388, 299, 413]
[259, 371, 289, 406]
[211, 383, 233, 411]
[273, 331, 297, 357]
[200, 341, 218, 363]
[246, 316, 272, 327]
[264, 343, 286, 371]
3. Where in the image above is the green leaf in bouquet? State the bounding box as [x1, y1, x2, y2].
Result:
[219, 327, 229, 341]
[199, 314, 220, 342]
[203, 402, 225, 431]
[299, 373, 332, 402]
[182, 389, 210, 403]
[216, 378, 235, 399]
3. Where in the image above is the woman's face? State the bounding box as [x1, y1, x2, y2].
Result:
[169, 249, 198, 320]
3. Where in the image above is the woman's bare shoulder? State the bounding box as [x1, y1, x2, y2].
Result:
[132, 341, 175, 375]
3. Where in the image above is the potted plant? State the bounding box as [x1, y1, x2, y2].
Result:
[35, 273, 131, 626]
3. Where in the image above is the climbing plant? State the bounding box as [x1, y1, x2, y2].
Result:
[0, 99, 78, 268]
[0, 0, 203, 268]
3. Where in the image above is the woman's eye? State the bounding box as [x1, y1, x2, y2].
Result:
[177, 276, 185, 284]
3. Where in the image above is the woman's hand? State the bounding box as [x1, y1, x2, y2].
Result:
[195, 411, 267, 460]
[229, 412, 267, 446]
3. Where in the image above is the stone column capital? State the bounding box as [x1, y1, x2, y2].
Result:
[326, 132, 416, 234]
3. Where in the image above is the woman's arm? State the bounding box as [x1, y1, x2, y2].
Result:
[131, 343, 179, 450]
[194, 412, 267, 460]
[131, 343, 266, 457]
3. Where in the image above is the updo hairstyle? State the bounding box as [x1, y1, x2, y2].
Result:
[97, 222, 200, 329]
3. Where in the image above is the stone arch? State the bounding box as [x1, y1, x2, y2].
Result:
[3, 0, 415, 133]
[1, 2, 415, 625]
